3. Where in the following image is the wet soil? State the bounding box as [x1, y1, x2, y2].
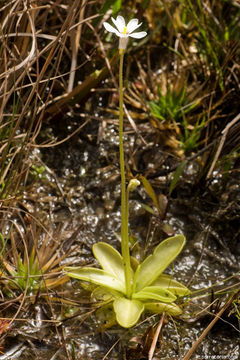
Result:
[1, 114, 239, 360]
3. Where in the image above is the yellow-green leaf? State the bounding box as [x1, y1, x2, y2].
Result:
[145, 301, 182, 316]
[140, 175, 162, 216]
[133, 286, 176, 303]
[93, 242, 126, 283]
[113, 298, 144, 328]
[64, 267, 125, 293]
[134, 235, 186, 292]
[152, 274, 191, 297]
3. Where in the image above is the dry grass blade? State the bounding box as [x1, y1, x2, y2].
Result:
[148, 313, 165, 360]
[206, 113, 240, 178]
[0, 0, 101, 200]
[68, 0, 88, 92]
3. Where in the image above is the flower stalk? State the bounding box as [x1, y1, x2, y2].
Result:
[119, 49, 132, 298]
[103, 16, 147, 298]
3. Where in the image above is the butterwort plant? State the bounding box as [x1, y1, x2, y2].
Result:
[64, 16, 190, 328]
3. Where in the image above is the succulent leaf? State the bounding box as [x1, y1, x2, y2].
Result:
[145, 301, 182, 316]
[93, 242, 128, 283]
[113, 297, 144, 328]
[132, 286, 176, 303]
[64, 267, 125, 293]
[134, 235, 186, 292]
[152, 274, 190, 297]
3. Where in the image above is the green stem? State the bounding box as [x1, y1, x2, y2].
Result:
[119, 50, 131, 298]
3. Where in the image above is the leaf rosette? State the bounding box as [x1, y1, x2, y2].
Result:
[64, 235, 190, 328]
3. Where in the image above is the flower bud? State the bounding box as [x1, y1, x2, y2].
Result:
[128, 179, 140, 192]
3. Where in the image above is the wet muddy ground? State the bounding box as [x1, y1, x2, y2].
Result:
[1, 115, 239, 360]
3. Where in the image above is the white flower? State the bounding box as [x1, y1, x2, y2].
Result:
[103, 15, 147, 50]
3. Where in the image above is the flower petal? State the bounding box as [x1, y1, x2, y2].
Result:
[112, 15, 125, 33]
[103, 21, 120, 36]
[127, 19, 142, 34]
[129, 31, 147, 39]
